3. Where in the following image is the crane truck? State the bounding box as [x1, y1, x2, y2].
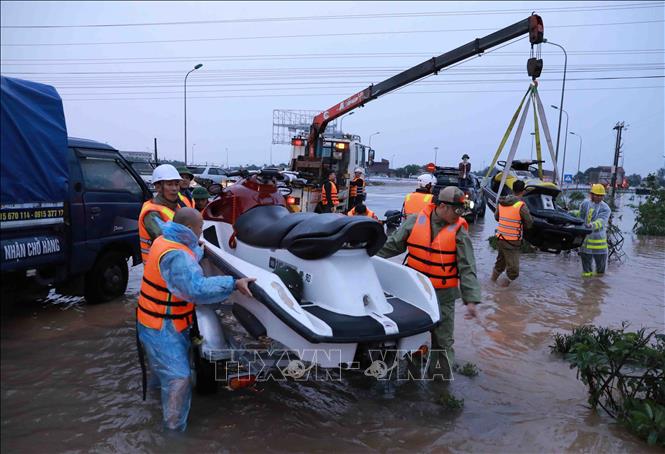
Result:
[287, 14, 544, 213]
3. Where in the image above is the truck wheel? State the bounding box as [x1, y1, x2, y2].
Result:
[84, 251, 129, 303]
[193, 350, 218, 395]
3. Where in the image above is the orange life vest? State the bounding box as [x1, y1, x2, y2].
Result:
[403, 192, 433, 216]
[406, 204, 464, 289]
[178, 192, 194, 209]
[137, 236, 195, 332]
[349, 177, 365, 198]
[321, 181, 339, 206]
[347, 207, 378, 220]
[138, 200, 176, 264]
[496, 200, 524, 241]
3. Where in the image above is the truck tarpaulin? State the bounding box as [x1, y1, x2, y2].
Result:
[1, 76, 68, 206]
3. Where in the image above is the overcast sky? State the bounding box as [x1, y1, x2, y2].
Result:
[1, 1, 663, 176]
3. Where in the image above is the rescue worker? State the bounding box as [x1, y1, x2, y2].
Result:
[137, 207, 256, 432]
[177, 167, 195, 208]
[348, 167, 366, 209]
[378, 186, 481, 378]
[139, 164, 182, 264]
[192, 186, 211, 213]
[575, 184, 611, 276]
[347, 203, 379, 220]
[320, 170, 339, 213]
[402, 173, 436, 217]
[458, 154, 471, 188]
[491, 180, 534, 285]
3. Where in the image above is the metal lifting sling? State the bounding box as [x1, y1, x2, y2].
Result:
[484, 82, 559, 200]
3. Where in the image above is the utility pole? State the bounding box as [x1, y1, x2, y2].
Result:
[153, 138, 158, 164]
[610, 121, 625, 203]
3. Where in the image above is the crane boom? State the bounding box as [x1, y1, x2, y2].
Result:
[306, 14, 544, 157]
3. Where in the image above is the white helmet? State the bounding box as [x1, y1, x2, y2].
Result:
[354, 167, 364, 174]
[417, 173, 436, 188]
[152, 164, 182, 184]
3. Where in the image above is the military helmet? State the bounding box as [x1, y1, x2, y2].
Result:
[176, 166, 194, 178]
[192, 186, 211, 199]
[437, 186, 466, 207]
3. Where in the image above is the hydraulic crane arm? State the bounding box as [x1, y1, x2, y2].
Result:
[307, 14, 544, 157]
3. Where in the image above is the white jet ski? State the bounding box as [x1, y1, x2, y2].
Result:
[194, 169, 439, 383]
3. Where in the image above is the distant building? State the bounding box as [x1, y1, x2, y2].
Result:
[587, 166, 625, 186]
[368, 158, 390, 175]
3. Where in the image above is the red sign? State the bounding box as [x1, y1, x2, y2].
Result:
[426, 163, 436, 172]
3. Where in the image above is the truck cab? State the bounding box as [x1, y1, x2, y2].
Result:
[1, 76, 150, 303]
[289, 133, 374, 213]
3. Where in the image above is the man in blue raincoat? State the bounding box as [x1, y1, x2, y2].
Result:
[137, 207, 255, 431]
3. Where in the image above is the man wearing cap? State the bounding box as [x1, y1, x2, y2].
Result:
[458, 154, 471, 188]
[138, 164, 182, 264]
[574, 184, 611, 276]
[192, 186, 211, 213]
[177, 167, 195, 209]
[348, 167, 366, 210]
[491, 180, 534, 286]
[377, 186, 481, 379]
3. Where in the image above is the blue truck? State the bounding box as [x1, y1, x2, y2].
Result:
[1, 76, 151, 303]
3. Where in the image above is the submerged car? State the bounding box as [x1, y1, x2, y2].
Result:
[482, 159, 591, 252]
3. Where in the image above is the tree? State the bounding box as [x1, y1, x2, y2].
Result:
[574, 171, 586, 184]
[626, 173, 642, 187]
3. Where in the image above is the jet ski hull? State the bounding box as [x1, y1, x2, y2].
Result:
[198, 214, 439, 369]
[483, 178, 591, 253]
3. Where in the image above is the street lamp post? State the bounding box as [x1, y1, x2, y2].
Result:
[191, 143, 196, 164]
[368, 131, 380, 148]
[339, 111, 355, 134]
[530, 132, 535, 160]
[544, 39, 568, 166]
[434, 146, 439, 165]
[184, 63, 203, 165]
[570, 131, 583, 189]
[551, 105, 569, 186]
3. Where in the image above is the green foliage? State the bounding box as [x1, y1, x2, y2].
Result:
[437, 391, 464, 410]
[555, 191, 585, 211]
[633, 174, 665, 236]
[454, 362, 480, 377]
[393, 164, 424, 178]
[626, 173, 642, 187]
[551, 324, 665, 446]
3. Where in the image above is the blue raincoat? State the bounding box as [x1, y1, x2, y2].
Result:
[137, 220, 235, 431]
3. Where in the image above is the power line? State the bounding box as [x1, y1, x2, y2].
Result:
[2, 49, 662, 65]
[57, 85, 665, 102]
[2, 2, 661, 29]
[31, 75, 664, 93]
[6, 63, 662, 76]
[2, 19, 663, 47]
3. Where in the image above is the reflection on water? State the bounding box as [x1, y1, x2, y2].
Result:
[2, 188, 663, 453]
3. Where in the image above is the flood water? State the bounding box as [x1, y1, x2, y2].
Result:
[2, 184, 664, 453]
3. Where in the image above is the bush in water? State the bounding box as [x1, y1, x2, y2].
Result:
[551, 324, 665, 447]
[632, 173, 665, 236]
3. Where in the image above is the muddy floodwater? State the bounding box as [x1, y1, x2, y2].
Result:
[2, 184, 663, 453]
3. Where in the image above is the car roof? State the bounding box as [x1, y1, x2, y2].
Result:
[67, 136, 116, 150]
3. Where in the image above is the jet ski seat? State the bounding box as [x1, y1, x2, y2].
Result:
[235, 205, 387, 260]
